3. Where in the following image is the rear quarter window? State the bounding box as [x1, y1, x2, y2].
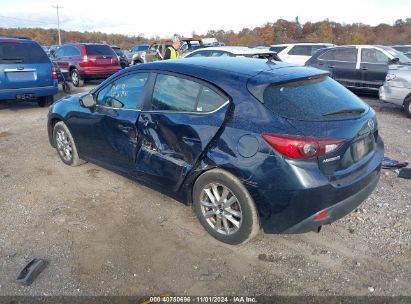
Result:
[0, 41, 50, 64]
[263, 76, 368, 121]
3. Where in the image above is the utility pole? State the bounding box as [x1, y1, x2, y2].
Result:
[52, 4, 63, 45]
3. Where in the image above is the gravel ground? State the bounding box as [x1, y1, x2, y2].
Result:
[0, 84, 410, 296]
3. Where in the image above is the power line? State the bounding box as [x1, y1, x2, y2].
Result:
[52, 4, 63, 45]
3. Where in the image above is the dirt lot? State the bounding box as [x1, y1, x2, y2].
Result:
[0, 83, 410, 296]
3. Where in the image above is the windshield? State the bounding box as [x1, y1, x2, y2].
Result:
[263, 76, 369, 121]
[133, 45, 149, 52]
[380, 46, 411, 63]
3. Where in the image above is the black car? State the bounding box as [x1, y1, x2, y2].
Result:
[47, 57, 383, 244]
[111, 46, 129, 69]
[306, 45, 411, 94]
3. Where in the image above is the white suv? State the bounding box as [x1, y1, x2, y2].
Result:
[270, 43, 334, 65]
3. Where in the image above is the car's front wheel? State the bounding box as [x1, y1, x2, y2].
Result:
[193, 169, 260, 244]
[70, 69, 84, 87]
[53, 121, 85, 166]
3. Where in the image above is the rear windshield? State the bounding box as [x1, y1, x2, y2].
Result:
[0, 41, 50, 64]
[113, 49, 123, 56]
[85, 45, 114, 56]
[263, 76, 368, 121]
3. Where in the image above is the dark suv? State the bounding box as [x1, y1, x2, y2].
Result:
[306, 45, 411, 94]
[52, 43, 121, 87]
[0, 36, 58, 107]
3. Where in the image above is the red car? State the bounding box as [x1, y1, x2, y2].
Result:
[52, 43, 121, 87]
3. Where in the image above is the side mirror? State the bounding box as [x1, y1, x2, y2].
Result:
[389, 57, 400, 65]
[80, 93, 96, 108]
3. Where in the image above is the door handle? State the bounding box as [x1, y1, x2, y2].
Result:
[361, 67, 368, 70]
[328, 65, 335, 69]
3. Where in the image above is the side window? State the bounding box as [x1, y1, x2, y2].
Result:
[361, 48, 389, 64]
[151, 74, 201, 111]
[311, 45, 329, 56]
[196, 87, 227, 112]
[318, 49, 335, 61]
[288, 45, 312, 56]
[96, 73, 148, 109]
[334, 48, 357, 62]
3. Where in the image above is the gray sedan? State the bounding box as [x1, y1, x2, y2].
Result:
[379, 65, 411, 117]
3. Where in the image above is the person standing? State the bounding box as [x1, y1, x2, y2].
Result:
[163, 38, 181, 60]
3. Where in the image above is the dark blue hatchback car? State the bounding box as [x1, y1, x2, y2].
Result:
[47, 57, 383, 244]
[0, 37, 58, 107]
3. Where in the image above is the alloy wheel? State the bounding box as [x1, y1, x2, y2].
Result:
[56, 129, 73, 162]
[71, 71, 79, 86]
[199, 183, 242, 235]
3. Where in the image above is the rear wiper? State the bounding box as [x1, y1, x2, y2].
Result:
[323, 108, 365, 117]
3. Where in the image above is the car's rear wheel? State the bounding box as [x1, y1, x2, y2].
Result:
[37, 95, 54, 107]
[53, 121, 85, 166]
[404, 96, 411, 118]
[71, 69, 84, 87]
[193, 169, 260, 244]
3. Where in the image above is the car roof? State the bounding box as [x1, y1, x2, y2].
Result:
[188, 46, 275, 55]
[0, 36, 35, 43]
[271, 43, 334, 46]
[131, 57, 323, 82]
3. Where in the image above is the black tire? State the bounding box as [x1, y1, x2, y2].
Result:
[53, 121, 85, 166]
[38, 95, 54, 107]
[70, 69, 84, 87]
[404, 97, 411, 118]
[192, 169, 260, 244]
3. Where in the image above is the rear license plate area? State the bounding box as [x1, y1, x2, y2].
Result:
[16, 94, 36, 100]
[352, 135, 374, 161]
[6, 71, 37, 82]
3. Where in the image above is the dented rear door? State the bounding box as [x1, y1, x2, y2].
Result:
[134, 72, 230, 191]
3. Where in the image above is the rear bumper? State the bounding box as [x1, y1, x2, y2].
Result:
[248, 137, 384, 234]
[0, 83, 58, 100]
[79, 67, 121, 79]
[284, 170, 379, 233]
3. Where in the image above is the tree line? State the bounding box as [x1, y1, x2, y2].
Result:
[1, 18, 411, 49]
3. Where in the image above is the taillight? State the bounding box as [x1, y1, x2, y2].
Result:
[52, 66, 58, 80]
[314, 211, 328, 221]
[261, 134, 346, 159]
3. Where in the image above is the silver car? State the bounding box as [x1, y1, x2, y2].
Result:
[379, 64, 411, 117]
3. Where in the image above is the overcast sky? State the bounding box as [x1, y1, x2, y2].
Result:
[0, 0, 410, 37]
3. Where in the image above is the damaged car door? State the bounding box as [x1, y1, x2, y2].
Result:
[134, 72, 230, 191]
[76, 72, 149, 171]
